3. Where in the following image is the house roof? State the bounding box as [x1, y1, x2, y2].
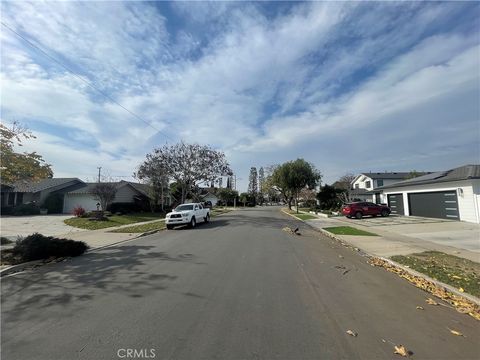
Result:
[374, 164, 480, 190]
[350, 188, 371, 195]
[355, 172, 431, 181]
[67, 181, 145, 195]
[9, 178, 83, 193]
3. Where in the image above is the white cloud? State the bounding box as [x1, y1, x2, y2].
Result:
[1, 1, 478, 190]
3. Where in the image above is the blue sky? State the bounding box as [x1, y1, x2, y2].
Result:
[1, 1, 479, 190]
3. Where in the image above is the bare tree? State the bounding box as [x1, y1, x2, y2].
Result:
[335, 173, 356, 203]
[92, 182, 117, 211]
[138, 142, 232, 204]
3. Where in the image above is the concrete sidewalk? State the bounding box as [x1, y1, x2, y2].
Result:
[304, 216, 480, 263]
[56, 219, 165, 249]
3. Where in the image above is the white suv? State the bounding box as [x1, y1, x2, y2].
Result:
[165, 203, 211, 229]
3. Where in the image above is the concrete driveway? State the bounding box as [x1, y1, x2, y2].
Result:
[0, 215, 82, 238]
[340, 215, 480, 253]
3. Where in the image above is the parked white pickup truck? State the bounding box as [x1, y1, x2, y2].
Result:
[165, 203, 210, 229]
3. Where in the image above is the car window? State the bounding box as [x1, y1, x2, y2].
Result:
[175, 205, 194, 211]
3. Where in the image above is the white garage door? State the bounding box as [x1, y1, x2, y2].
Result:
[63, 194, 99, 214]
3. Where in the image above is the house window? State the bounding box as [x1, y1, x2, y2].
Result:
[377, 179, 384, 187]
[355, 184, 359, 189]
[16, 193, 24, 205]
[8, 193, 15, 206]
[365, 181, 371, 188]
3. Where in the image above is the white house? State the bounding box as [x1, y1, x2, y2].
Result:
[63, 181, 172, 213]
[350, 172, 430, 203]
[374, 164, 480, 223]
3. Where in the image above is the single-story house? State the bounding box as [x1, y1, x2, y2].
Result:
[1, 178, 85, 209]
[373, 164, 480, 223]
[350, 171, 431, 203]
[1, 178, 173, 214]
[201, 190, 219, 206]
[63, 180, 173, 213]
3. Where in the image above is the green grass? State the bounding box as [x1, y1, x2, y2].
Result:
[211, 208, 231, 216]
[64, 212, 164, 230]
[293, 213, 318, 220]
[391, 251, 480, 297]
[324, 226, 378, 236]
[111, 220, 166, 233]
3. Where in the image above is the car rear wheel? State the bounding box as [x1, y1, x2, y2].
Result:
[166, 224, 174, 230]
[204, 214, 210, 223]
[189, 217, 196, 228]
[381, 210, 389, 217]
[355, 211, 363, 219]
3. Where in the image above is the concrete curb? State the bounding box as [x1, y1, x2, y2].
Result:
[281, 209, 480, 305]
[1, 259, 54, 277]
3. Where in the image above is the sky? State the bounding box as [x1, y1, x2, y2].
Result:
[1, 1, 479, 191]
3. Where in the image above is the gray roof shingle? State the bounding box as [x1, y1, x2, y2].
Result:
[374, 164, 480, 190]
[11, 178, 83, 193]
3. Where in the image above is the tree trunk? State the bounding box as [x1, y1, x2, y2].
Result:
[160, 185, 164, 212]
[296, 190, 299, 213]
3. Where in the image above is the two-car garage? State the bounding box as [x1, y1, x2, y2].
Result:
[408, 191, 459, 220]
[379, 165, 480, 224]
[387, 191, 459, 220]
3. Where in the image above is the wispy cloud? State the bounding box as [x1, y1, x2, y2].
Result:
[1, 1, 478, 187]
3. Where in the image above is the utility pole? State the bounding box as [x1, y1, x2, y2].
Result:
[97, 167, 102, 183]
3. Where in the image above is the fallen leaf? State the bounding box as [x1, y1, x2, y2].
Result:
[459, 287, 465, 293]
[416, 306, 424, 310]
[346, 330, 357, 337]
[448, 329, 464, 337]
[451, 275, 462, 280]
[394, 345, 410, 357]
[426, 298, 439, 306]
[338, 255, 344, 259]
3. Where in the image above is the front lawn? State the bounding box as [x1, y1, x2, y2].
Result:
[64, 213, 164, 230]
[294, 213, 318, 220]
[324, 226, 378, 236]
[391, 251, 480, 297]
[111, 220, 166, 233]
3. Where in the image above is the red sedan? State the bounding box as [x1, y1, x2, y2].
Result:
[341, 202, 391, 219]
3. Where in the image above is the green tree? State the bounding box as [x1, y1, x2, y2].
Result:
[217, 188, 239, 206]
[248, 167, 258, 205]
[271, 159, 321, 212]
[316, 184, 343, 210]
[239, 192, 249, 207]
[0, 121, 53, 184]
[135, 158, 169, 212]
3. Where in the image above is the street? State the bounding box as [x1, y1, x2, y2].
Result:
[1, 207, 479, 360]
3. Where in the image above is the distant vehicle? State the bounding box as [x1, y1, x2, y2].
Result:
[165, 203, 210, 229]
[203, 201, 213, 209]
[341, 202, 391, 219]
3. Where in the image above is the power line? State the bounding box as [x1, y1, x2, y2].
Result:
[1, 21, 174, 141]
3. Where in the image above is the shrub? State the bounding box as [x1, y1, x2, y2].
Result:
[12, 203, 40, 216]
[42, 193, 64, 214]
[73, 206, 86, 217]
[13, 233, 89, 262]
[1, 237, 13, 245]
[1, 207, 13, 215]
[108, 202, 139, 214]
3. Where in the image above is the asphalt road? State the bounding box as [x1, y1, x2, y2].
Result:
[2, 207, 479, 360]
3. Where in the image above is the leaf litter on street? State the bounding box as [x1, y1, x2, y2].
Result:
[368, 257, 480, 321]
[346, 330, 358, 337]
